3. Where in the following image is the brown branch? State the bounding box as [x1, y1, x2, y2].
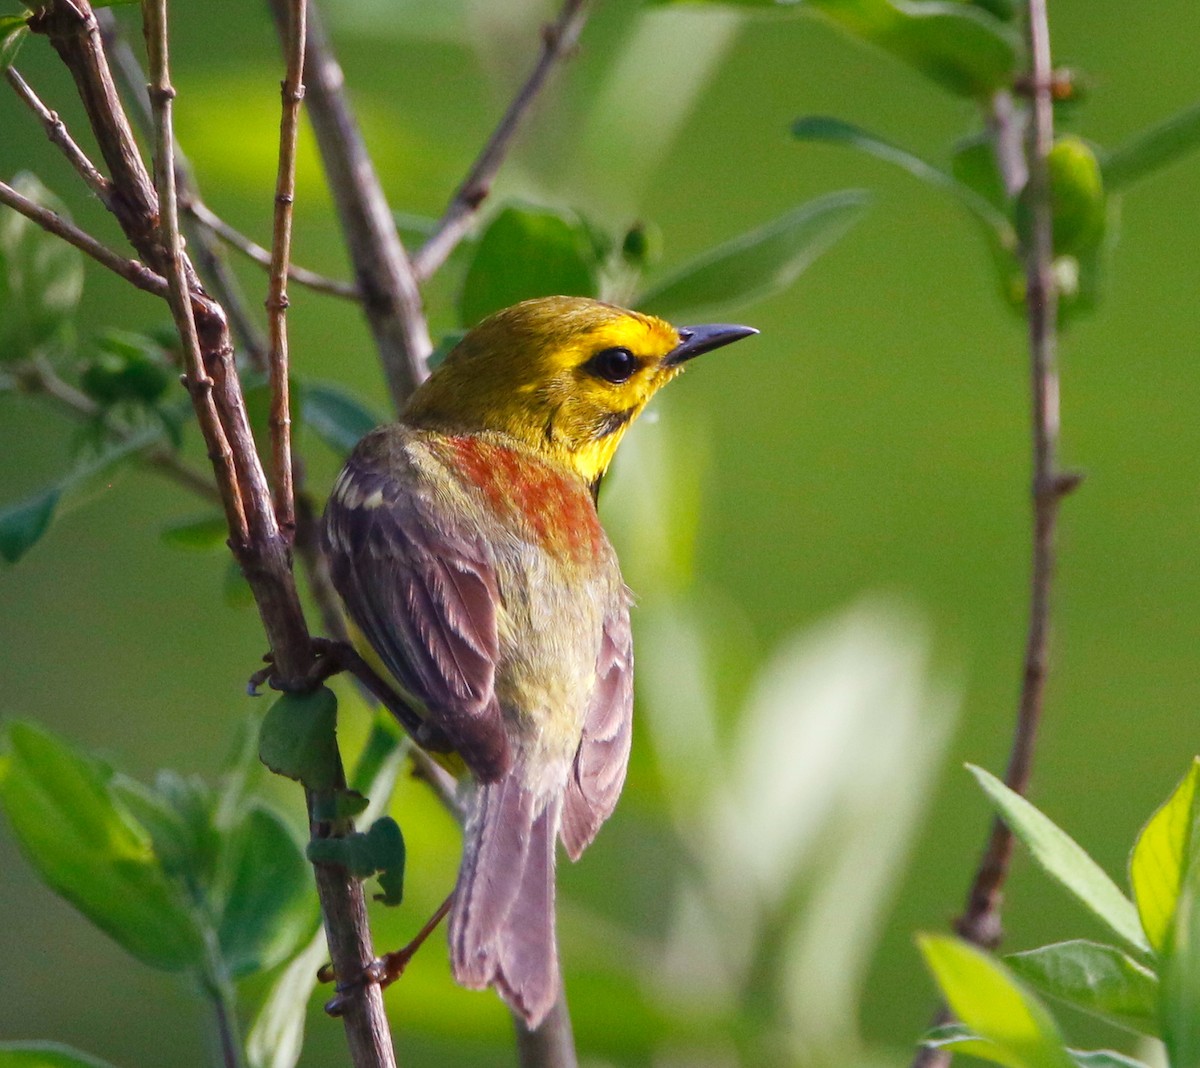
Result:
[265, 0, 307, 537]
[0, 176, 169, 297]
[412, 0, 591, 282]
[190, 199, 361, 300]
[513, 981, 578, 1068]
[6, 66, 113, 206]
[913, 5, 1068, 1067]
[267, 0, 430, 412]
[95, 8, 271, 370]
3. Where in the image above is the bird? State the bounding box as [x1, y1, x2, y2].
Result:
[321, 295, 756, 1027]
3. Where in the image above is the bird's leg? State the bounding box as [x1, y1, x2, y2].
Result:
[322, 892, 456, 1016]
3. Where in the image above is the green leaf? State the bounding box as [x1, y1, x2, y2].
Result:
[801, 0, 1021, 98]
[1130, 758, 1200, 954]
[0, 487, 60, 563]
[793, 116, 1012, 237]
[458, 203, 600, 327]
[0, 722, 204, 971]
[80, 330, 173, 407]
[0, 14, 29, 72]
[1016, 137, 1106, 258]
[217, 803, 318, 978]
[307, 815, 406, 906]
[246, 933, 327, 1068]
[1006, 940, 1160, 1036]
[301, 381, 383, 456]
[921, 1028, 1151, 1068]
[968, 764, 1151, 955]
[636, 190, 869, 322]
[0, 1042, 122, 1068]
[1163, 854, 1200, 1068]
[259, 687, 340, 792]
[1068, 1052, 1152, 1068]
[919, 934, 1076, 1068]
[1102, 100, 1200, 193]
[0, 173, 84, 362]
[110, 771, 219, 885]
[160, 514, 228, 552]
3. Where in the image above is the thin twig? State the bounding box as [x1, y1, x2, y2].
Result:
[143, 0, 249, 549]
[912, 7, 1067, 1068]
[513, 980, 578, 1068]
[190, 200, 360, 300]
[0, 177, 169, 297]
[95, 8, 271, 369]
[985, 89, 1028, 200]
[267, 0, 430, 410]
[413, 0, 591, 282]
[6, 66, 113, 206]
[265, 0, 307, 537]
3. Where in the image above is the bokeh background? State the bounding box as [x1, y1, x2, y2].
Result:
[2, 0, 1199, 1065]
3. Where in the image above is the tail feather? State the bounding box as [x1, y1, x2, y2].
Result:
[450, 774, 561, 1027]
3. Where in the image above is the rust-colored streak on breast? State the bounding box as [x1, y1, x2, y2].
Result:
[446, 437, 604, 561]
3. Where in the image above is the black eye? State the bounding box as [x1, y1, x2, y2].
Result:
[585, 346, 639, 384]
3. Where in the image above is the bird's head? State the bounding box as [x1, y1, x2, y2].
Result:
[404, 296, 757, 488]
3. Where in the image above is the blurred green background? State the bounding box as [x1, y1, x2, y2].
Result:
[2, 0, 1199, 1065]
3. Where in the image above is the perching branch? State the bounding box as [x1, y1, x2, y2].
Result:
[267, 0, 431, 410]
[265, 0, 307, 537]
[412, 0, 592, 281]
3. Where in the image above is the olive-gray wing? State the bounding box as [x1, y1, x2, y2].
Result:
[323, 468, 513, 782]
[560, 604, 633, 861]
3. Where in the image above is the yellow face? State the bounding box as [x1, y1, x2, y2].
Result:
[405, 296, 755, 486]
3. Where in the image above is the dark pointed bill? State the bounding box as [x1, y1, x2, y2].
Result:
[665, 323, 759, 365]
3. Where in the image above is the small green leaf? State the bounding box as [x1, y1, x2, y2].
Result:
[0, 1042, 122, 1068]
[1006, 940, 1160, 1035]
[951, 134, 1009, 212]
[80, 330, 173, 407]
[0, 722, 204, 971]
[0, 173, 84, 362]
[921, 1023, 1029, 1068]
[1017, 137, 1106, 257]
[0, 14, 29, 72]
[968, 764, 1150, 955]
[919, 934, 1076, 1068]
[246, 933, 327, 1068]
[307, 816, 406, 906]
[458, 203, 600, 327]
[259, 688, 340, 792]
[801, 0, 1021, 98]
[1130, 758, 1200, 954]
[793, 117, 1012, 237]
[636, 190, 868, 321]
[217, 803, 318, 978]
[0, 487, 60, 563]
[1068, 1052, 1153, 1068]
[1163, 855, 1200, 1068]
[1103, 100, 1200, 193]
[301, 381, 383, 456]
[110, 771, 219, 885]
[160, 514, 228, 552]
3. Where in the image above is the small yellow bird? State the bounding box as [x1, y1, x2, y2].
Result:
[321, 296, 756, 1026]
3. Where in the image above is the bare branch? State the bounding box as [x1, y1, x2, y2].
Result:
[95, 8, 271, 369]
[513, 982, 578, 1068]
[265, 0, 307, 537]
[6, 66, 113, 206]
[413, 0, 591, 281]
[267, 0, 430, 412]
[0, 176, 169, 297]
[985, 89, 1028, 199]
[190, 199, 360, 300]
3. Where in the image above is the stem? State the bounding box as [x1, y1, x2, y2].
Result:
[912, 6, 1069, 1067]
[267, 0, 430, 411]
[513, 982, 578, 1068]
[6, 66, 113, 206]
[266, 0, 306, 537]
[412, 0, 592, 281]
[0, 177, 169, 297]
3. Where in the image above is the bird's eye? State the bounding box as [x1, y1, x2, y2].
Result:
[585, 347, 639, 384]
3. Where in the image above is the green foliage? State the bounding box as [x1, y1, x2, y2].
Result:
[258, 687, 341, 793]
[458, 203, 601, 326]
[0, 174, 83, 363]
[635, 190, 870, 321]
[307, 815, 406, 906]
[0, 486, 59, 563]
[1102, 99, 1200, 192]
[300, 380, 383, 456]
[79, 330, 173, 407]
[968, 764, 1149, 954]
[0, 13, 28, 72]
[920, 760, 1200, 1068]
[0, 1043, 122, 1068]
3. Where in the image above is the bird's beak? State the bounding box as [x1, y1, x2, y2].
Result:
[665, 322, 759, 366]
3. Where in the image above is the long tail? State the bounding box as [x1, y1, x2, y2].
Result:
[449, 773, 560, 1028]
